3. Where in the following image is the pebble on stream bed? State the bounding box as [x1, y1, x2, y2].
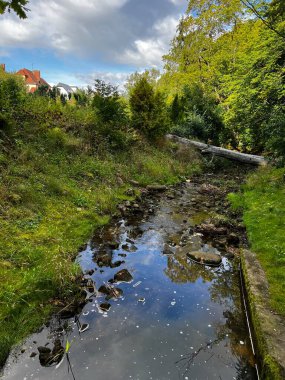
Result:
[2, 168, 257, 380]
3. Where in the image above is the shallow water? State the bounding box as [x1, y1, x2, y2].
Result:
[2, 182, 257, 380]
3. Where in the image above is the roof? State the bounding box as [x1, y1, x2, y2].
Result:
[17, 68, 49, 87]
[56, 82, 74, 94]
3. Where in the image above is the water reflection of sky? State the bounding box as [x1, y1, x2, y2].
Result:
[3, 187, 257, 380]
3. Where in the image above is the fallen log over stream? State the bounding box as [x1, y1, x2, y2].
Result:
[167, 134, 267, 166]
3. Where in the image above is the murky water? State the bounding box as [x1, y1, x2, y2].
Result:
[2, 180, 257, 380]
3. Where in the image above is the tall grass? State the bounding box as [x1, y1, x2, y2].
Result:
[229, 166, 285, 315]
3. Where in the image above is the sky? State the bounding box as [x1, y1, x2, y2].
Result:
[0, 0, 187, 88]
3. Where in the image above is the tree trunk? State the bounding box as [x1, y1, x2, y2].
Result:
[167, 134, 267, 166]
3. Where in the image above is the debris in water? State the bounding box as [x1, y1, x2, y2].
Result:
[79, 323, 89, 333]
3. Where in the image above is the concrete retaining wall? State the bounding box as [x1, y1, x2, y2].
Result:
[241, 250, 285, 379]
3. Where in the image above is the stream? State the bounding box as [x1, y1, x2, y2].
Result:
[2, 170, 258, 380]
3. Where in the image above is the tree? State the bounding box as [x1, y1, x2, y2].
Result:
[73, 89, 89, 107]
[125, 69, 160, 95]
[91, 79, 126, 124]
[161, 0, 285, 157]
[34, 84, 49, 97]
[130, 77, 170, 139]
[48, 86, 59, 101]
[171, 84, 225, 144]
[240, 0, 285, 38]
[0, 0, 29, 18]
[170, 94, 182, 123]
[60, 93, 67, 106]
[89, 79, 130, 150]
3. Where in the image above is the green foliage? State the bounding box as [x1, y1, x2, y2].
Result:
[60, 93, 67, 105]
[0, 68, 202, 365]
[265, 108, 285, 165]
[0, 70, 25, 112]
[91, 79, 127, 125]
[0, 113, 14, 142]
[170, 85, 225, 144]
[170, 94, 180, 123]
[34, 84, 49, 97]
[125, 68, 160, 94]
[88, 79, 131, 150]
[268, 0, 285, 22]
[172, 111, 207, 140]
[47, 86, 59, 101]
[230, 166, 285, 315]
[73, 89, 89, 106]
[0, 0, 29, 18]
[129, 77, 170, 139]
[0, 139, 199, 366]
[161, 0, 285, 159]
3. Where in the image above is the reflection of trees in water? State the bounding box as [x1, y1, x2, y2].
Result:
[165, 255, 256, 379]
[175, 337, 220, 379]
[235, 358, 257, 380]
[175, 307, 256, 379]
[208, 261, 256, 369]
[164, 253, 219, 284]
[176, 337, 256, 380]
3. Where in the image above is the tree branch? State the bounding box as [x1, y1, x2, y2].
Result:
[240, 0, 285, 39]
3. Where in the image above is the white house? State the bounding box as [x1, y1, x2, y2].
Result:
[56, 83, 78, 97]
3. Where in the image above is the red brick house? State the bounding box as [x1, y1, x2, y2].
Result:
[16, 68, 50, 93]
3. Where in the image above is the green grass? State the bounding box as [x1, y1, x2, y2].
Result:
[229, 166, 285, 315]
[0, 138, 201, 366]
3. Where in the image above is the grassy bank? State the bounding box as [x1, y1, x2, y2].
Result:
[229, 166, 285, 316]
[0, 70, 202, 366]
[0, 135, 200, 366]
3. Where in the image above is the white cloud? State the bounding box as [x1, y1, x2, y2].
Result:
[0, 0, 184, 68]
[117, 15, 179, 68]
[169, 0, 186, 5]
[75, 70, 131, 90]
[0, 0, 131, 52]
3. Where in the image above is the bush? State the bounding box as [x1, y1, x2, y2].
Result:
[265, 107, 285, 165]
[91, 79, 127, 125]
[129, 77, 170, 139]
[170, 85, 225, 144]
[172, 111, 207, 141]
[0, 113, 15, 142]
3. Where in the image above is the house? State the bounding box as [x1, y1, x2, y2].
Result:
[16, 68, 50, 93]
[56, 83, 78, 97]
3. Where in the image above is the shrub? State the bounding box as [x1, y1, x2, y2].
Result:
[91, 79, 127, 125]
[45, 127, 67, 149]
[129, 78, 170, 140]
[171, 85, 225, 144]
[172, 110, 207, 141]
[89, 79, 131, 150]
[0, 113, 15, 142]
[265, 107, 285, 165]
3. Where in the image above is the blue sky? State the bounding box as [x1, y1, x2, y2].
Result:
[0, 0, 187, 87]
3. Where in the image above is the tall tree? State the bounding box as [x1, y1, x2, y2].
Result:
[161, 0, 285, 156]
[130, 77, 170, 139]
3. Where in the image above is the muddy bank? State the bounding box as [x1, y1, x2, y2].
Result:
[2, 164, 258, 380]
